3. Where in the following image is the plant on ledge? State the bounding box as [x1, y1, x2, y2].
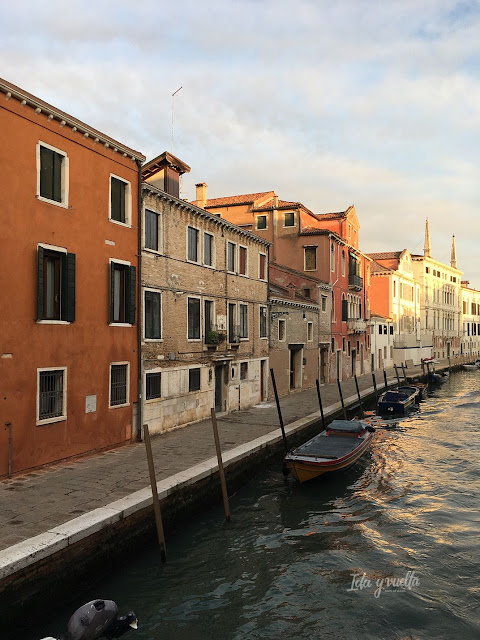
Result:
[206, 330, 225, 345]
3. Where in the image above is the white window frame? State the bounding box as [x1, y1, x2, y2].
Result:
[187, 225, 201, 264]
[143, 205, 163, 254]
[145, 368, 162, 403]
[36, 366, 67, 426]
[321, 296, 327, 312]
[203, 231, 215, 268]
[109, 174, 132, 227]
[143, 287, 163, 342]
[307, 321, 313, 342]
[109, 257, 132, 327]
[278, 319, 286, 341]
[109, 361, 130, 409]
[227, 241, 236, 273]
[259, 305, 268, 339]
[36, 141, 69, 209]
[283, 211, 295, 227]
[255, 215, 268, 230]
[259, 252, 267, 281]
[36, 242, 70, 325]
[238, 244, 248, 277]
[239, 302, 249, 340]
[187, 295, 202, 341]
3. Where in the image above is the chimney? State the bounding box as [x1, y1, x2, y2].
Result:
[196, 182, 208, 209]
[273, 195, 279, 208]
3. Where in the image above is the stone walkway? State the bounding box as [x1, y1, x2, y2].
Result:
[0, 362, 435, 551]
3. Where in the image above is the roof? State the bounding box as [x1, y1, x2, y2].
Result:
[142, 152, 191, 179]
[370, 261, 394, 274]
[314, 210, 348, 221]
[299, 227, 332, 236]
[367, 251, 403, 261]
[204, 191, 275, 208]
[0, 77, 145, 162]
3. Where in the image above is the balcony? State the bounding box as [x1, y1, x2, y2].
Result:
[348, 274, 363, 290]
[347, 318, 367, 333]
[204, 327, 226, 350]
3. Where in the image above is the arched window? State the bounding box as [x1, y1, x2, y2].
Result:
[342, 250, 346, 276]
[330, 243, 335, 271]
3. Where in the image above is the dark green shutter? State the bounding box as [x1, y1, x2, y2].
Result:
[342, 299, 348, 321]
[37, 246, 44, 320]
[125, 266, 136, 325]
[109, 262, 115, 323]
[40, 147, 53, 200]
[53, 152, 62, 203]
[61, 253, 76, 322]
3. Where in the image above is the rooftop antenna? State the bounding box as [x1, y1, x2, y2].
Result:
[171, 86, 182, 154]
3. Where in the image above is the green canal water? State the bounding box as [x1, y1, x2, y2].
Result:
[36, 371, 479, 640]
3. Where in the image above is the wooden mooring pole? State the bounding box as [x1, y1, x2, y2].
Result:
[270, 368, 288, 453]
[354, 375, 364, 418]
[315, 379, 326, 430]
[372, 372, 378, 403]
[394, 364, 400, 384]
[210, 409, 231, 522]
[337, 378, 348, 420]
[401, 363, 407, 381]
[383, 369, 388, 390]
[143, 425, 167, 563]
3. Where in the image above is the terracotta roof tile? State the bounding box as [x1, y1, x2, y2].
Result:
[204, 191, 275, 207]
[370, 261, 393, 274]
[367, 251, 403, 260]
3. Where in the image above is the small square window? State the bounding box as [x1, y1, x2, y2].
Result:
[240, 362, 248, 380]
[110, 363, 129, 406]
[146, 372, 161, 400]
[38, 368, 66, 422]
[110, 176, 130, 224]
[284, 212, 295, 227]
[256, 216, 267, 230]
[189, 368, 201, 392]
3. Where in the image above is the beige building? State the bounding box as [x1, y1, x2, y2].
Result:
[461, 281, 480, 358]
[140, 154, 270, 434]
[411, 222, 463, 359]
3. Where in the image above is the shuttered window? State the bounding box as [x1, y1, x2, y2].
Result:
[145, 209, 159, 251]
[145, 291, 161, 339]
[111, 177, 127, 223]
[110, 262, 136, 324]
[239, 246, 247, 275]
[304, 247, 317, 271]
[227, 242, 236, 272]
[188, 297, 201, 339]
[204, 233, 213, 266]
[187, 227, 199, 262]
[342, 299, 348, 321]
[37, 247, 75, 322]
[40, 146, 63, 203]
[259, 253, 266, 280]
[259, 306, 267, 338]
[239, 303, 248, 338]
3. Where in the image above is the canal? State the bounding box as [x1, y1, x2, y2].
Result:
[35, 371, 479, 640]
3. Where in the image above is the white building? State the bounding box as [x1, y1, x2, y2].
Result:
[461, 281, 480, 358]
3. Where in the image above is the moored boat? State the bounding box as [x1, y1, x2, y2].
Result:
[377, 386, 418, 415]
[408, 381, 427, 400]
[463, 360, 480, 371]
[284, 420, 374, 484]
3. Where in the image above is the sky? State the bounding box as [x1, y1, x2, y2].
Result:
[1, 0, 479, 284]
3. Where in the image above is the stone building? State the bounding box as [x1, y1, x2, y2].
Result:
[0, 78, 144, 477]
[370, 315, 395, 371]
[140, 158, 270, 434]
[460, 281, 480, 358]
[411, 222, 463, 359]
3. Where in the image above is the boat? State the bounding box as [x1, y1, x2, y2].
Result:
[283, 420, 374, 484]
[463, 360, 480, 371]
[397, 385, 421, 404]
[408, 381, 428, 400]
[377, 386, 418, 415]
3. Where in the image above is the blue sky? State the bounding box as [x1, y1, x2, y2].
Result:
[1, 0, 479, 283]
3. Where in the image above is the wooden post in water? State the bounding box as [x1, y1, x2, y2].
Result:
[383, 369, 388, 390]
[210, 409, 231, 522]
[401, 363, 407, 381]
[394, 364, 400, 384]
[315, 379, 326, 430]
[144, 425, 167, 563]
[336, 378, 348, 420]
[372, 372, 378, 402]
[354, 375, 364, 418]
[270, 368, 288, 452]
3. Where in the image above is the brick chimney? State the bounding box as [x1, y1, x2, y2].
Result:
[196, 182, 208, 209]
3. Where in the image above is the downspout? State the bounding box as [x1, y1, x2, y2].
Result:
[136, 160, 143, 441]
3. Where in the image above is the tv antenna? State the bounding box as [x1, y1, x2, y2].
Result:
[171, 86, 182, 154]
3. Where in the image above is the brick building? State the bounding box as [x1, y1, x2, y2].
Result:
[140, 163, 270, 434]
[0, 78, 144, 477]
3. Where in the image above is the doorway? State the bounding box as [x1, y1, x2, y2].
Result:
[260, 360, 266, 401]
[214, 365, 224, 413]
[289, 345, 303, 390]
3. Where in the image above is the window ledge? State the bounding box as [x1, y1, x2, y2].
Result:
[143, 248, 163, 256]
[36, 416, 66, 426]
[145, 397, 162, 403]
[144, 338, 163, 343]
[109, 402, 130, 409]
[109, 322, 134, 327]
[36, 195, 69, 209]
[109, 219, 132, 228]
[37, 320, 70, 325]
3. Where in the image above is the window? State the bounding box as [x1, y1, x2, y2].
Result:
[331, 338, 335, 352]
[204, 233, 213, 267]
[239, 246, 247, 275]
[378, 324, 382, 335]
[110, 363, 129, 407]
[284, 212, 295, 227]
[383, 325, 387, 334]
[393, 281, 397, 297]
[330, 244, 335, 271]
[304, 247, 317, 271]
[259, 306, 267, 338]
[204, 299, 214, 338]
[321, 296, 327, 312]
[110, 176, 131, 225]
[278, 319, 286, 341]
[37, 368, 66, 423]
[188, 297, 201, 339]
[304, 288, 311, 298]
[240, 362, 248, 380]
[187, 226, 199, 262]
[189, 368, 201, 392]
[110, 261, 136, 324]
[256, 215, 267, 230]
[37, 245, 75, 322]
[228, 303, 237, 342]
[389, 325, 394, 335]
[342, 337, 346, 352]
[227, 242, 236, 272]
[146, 372, 161, 400]
[144, 290, 161, 339]
[342, 250, 346, 276]
[259, 253, 267, 280]
[239, 303, 248, 338]
[37, 143, 68, 206]
[307, 322, 313, 341]
[145, 209, 160, 251]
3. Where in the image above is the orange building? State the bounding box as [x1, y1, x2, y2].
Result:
[0, 78, 145, 477]
[193, 188, 371, 380]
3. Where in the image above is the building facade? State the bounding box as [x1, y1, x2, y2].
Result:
[141, 165, 270, 434]
[0, 78, 144, 477]
[370, 315, 394, 371]
[460, 281, 480, 358]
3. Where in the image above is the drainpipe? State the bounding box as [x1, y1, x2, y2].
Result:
[136, 160, 143, 441]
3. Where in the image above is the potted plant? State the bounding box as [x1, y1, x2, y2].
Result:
[206, 330, 225, 346]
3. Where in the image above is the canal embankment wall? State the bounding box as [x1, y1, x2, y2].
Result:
[0, 361, 463, 626]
